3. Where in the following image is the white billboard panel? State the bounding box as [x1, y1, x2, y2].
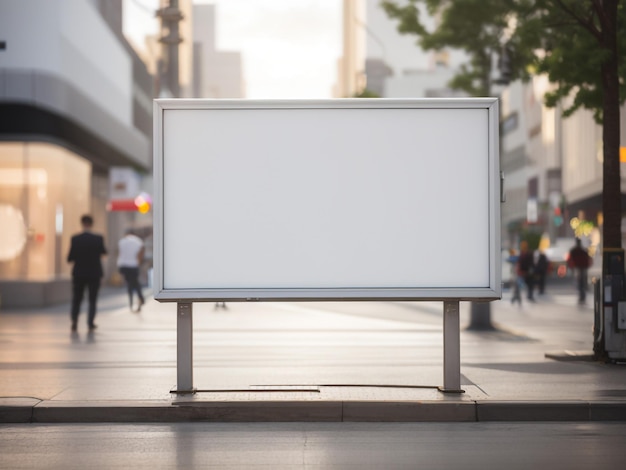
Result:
[153, 99, 501, 301]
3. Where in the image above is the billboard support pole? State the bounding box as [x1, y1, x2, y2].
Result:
[173, 302, 196, 394]
[440, 300, 464, 393]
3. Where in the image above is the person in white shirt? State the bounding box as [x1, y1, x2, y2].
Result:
[117, 229, 145, 312]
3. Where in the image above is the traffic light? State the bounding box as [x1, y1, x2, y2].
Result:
[553, 206, 563, 226]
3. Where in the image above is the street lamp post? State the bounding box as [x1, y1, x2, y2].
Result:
[467, 44, 512, 331]
[156, 0, 183, 98]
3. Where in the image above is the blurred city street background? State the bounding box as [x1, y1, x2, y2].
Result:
[0, 281, 622, 402]
[2, 1, 626, 467]
[3, 281, 626, 468]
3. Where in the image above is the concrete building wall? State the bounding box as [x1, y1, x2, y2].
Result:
[193, 3, 215, 53]
[335, 0, 365, 97]
[384, 68, 462, 98]
[363, 0, 466, 98]
[500, 74, 626, 255]
[561, 105, 604, 205]
[192, 4, 244, 99]
[0, 0, 153, 307]
[1, 0, 133, 126]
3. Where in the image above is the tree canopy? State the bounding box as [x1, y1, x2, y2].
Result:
[381, 1, 625, 113]
[533, 1, 626, 122]
[382, 0, 624, 248]
[381, 0, 541, 96]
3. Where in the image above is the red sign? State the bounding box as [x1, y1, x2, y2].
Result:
[106, 199, 139, 211]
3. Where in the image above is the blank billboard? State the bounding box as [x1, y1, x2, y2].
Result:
[153, 99, 501, 301]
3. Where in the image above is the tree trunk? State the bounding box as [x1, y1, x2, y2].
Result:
[594, 1, 621, 360]
[600, 0, 621, 252]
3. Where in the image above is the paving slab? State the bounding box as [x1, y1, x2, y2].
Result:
[1, 286, 626, 423]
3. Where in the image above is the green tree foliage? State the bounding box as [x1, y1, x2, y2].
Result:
[381, 0, 540, 96]
[381, 0, 624, 249]
[533, 1, 625, 249]
[534, 1, 626, 122]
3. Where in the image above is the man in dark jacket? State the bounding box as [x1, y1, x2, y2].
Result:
[517, 240, 536, 301]
[67, 214, 107, 332]
[568, 238, 592, 305]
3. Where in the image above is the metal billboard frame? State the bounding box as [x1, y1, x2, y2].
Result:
[153, 98, 501, 394]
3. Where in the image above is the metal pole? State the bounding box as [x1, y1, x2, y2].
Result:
[440, 300, 464, 393]
[167, 0, 180, 97]
[156, 0, 182, 98]
[176, 302, 195, 393]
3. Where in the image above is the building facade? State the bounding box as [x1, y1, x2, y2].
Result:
[0, 0, 153, 307]
[500, 76, 626, 272]
[192, 4, 244, 99]
[363, 0, 466, 98]
[335, 0, 366, 98]
[363, 0, 626, 272]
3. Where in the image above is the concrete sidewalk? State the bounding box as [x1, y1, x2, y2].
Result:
[1, 285, 626, 423]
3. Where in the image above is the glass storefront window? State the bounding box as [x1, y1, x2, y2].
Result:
[0, 142, 91, 281]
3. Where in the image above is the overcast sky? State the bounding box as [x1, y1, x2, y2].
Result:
[123, 0, 342, 98]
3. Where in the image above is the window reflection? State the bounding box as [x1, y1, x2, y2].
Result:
[0, 142, 91, 280]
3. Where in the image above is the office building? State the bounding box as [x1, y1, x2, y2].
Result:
[192, 3, 244, 98]
[0, 0, 153, 307]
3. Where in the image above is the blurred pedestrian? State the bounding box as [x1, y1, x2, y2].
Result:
[507, 248, 522, 305]
[67, 214, 107, 332]
[517, 241, 536, 302]
[534, 250, 549, 295]
[568, 238, 592, 304]
[117, 228, 145, 312]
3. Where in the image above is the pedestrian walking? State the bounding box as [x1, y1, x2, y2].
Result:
[507, 248, 522, 305]
[67, 214, 107, 332]
[534, 250, 549, 295]
[517, 241, 536, 302]
[568, 238, 592, 304]
[117, 228, 146, 312]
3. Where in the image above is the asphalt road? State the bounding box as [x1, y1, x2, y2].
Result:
[1, 422, 625, 469]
